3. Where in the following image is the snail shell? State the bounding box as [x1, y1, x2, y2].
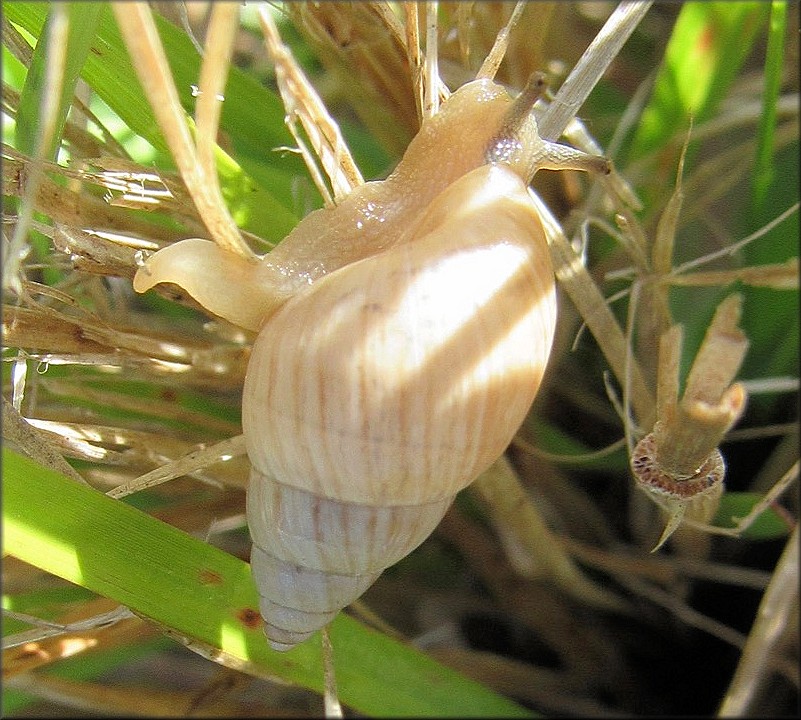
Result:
[244, 161, 556, 649]
[133, 76, 606, 650]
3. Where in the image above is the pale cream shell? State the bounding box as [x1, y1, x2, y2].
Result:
[243, 164, 555, 506]
[243, 163, 556, 648]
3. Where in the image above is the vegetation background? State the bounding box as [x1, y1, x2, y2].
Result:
[3, 1, 798, 716]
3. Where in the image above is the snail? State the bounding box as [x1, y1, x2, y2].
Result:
[133, 74, 609, 650]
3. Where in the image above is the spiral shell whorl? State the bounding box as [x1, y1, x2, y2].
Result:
[247, 468, 454, 649]
[249, 545, 376, 650]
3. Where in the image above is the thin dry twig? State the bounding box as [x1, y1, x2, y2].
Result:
[530, 190, 654, 424]
[475, 1, 528, 81]
[718, 527, 800, 715]
[321, 627, 343, 719]
[3, 605, 135, 651]
[538, 1, 654, 141]
[106, 434, 247, 499]
[194, 2, 239, 221]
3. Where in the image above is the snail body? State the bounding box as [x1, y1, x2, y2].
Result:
[133, 76, 608, 650]
[133, 80, 514, 328]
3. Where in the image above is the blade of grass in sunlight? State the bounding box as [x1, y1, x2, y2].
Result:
[5, 1, 301, 242]
[15, 2, 102, 160]
[630, 2, 770, 162]
[2, 448, 532, 718]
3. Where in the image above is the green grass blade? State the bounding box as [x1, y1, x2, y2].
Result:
[15, 2, 102, 159]
[630, 2, 770, 161]
[738, 152, 799, 386]
[738, 1, 798, 387]
[2, 448, 532, 717]
[751, 1, 788, 212]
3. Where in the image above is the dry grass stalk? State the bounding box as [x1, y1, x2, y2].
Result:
[111, 2, 251, 258]
[259, 6, 362, 205]
[718, 526, 800, 715]
[472, 455, 626, 612]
